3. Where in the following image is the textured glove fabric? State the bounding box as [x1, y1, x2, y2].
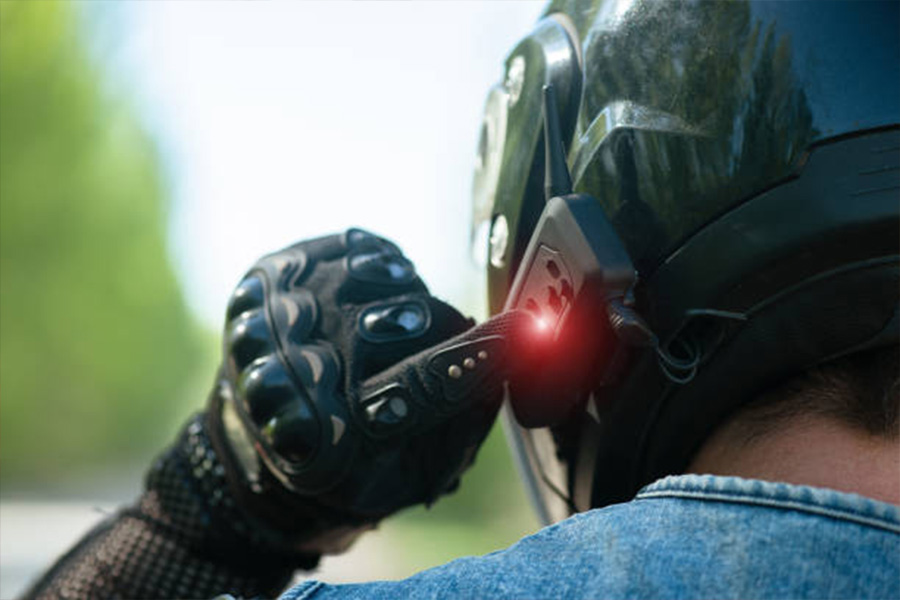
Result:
[22, 415, 303, 600]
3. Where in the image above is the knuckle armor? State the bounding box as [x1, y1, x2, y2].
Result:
[220, 229, 426, 495]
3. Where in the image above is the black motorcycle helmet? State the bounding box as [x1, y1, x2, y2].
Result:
[472, 0, 900, 524]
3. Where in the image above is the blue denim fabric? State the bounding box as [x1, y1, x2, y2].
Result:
[280, 475, 900, 599]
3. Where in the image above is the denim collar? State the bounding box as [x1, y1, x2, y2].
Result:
[637, 474, 900, 534]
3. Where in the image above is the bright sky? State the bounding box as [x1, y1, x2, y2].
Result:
[86, 2, 545, 328]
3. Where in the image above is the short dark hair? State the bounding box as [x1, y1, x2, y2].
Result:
[726, 345, 899, 445]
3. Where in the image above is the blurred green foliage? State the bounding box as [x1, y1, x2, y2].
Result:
[0, 0, 206, 487]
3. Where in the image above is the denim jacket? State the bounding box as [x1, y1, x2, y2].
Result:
[280, 475, 900, 599]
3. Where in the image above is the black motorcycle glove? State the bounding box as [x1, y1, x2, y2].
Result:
[23, 229, 531, 600]
[206, 229, 529, 556]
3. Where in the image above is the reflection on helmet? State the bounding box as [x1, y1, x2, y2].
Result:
[474, 0, 900, 524]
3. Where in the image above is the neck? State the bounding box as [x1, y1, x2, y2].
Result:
[688, 414, 900, 505]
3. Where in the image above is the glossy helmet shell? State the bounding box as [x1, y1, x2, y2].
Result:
[478, 0, 900, 523]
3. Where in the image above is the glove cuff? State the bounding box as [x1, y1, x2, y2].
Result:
[146, 411, 323, 570]
[21, 414, 312, 600]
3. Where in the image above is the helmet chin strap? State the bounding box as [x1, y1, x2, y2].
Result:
[543, 85, 574, 201]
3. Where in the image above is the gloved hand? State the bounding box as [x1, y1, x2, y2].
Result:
[204, 229, 530, 557]
[22, 229, 533, 600]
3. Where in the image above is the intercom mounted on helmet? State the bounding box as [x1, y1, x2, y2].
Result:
[477, 0, 900, 525]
